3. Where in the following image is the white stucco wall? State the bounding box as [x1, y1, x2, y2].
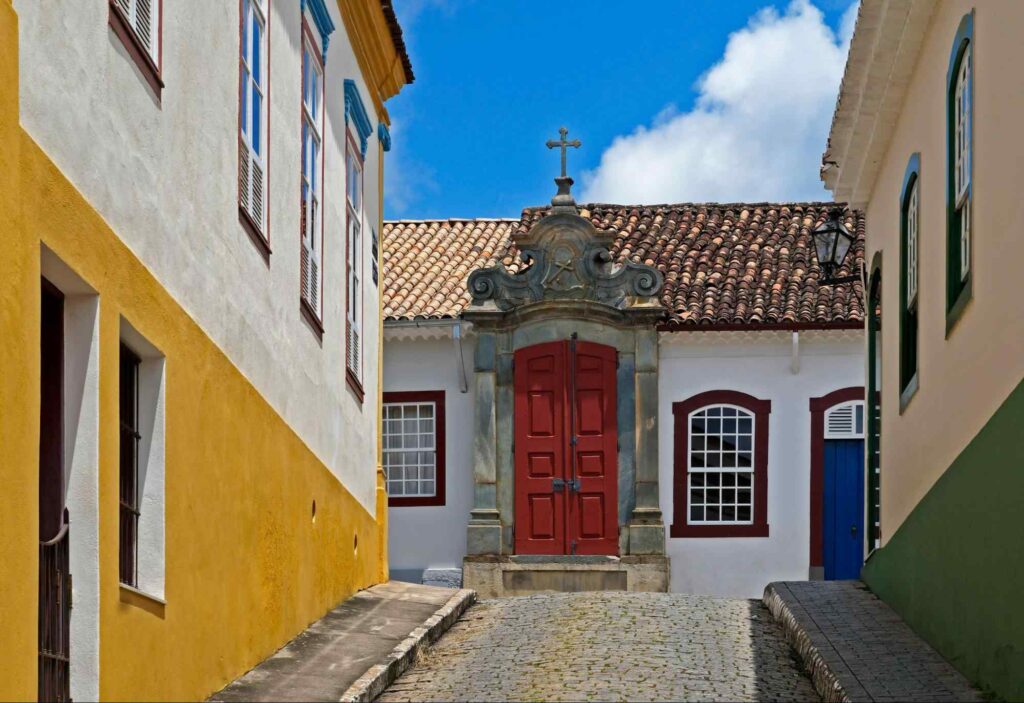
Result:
[658, 330, 864, 598]
[383, 326, 474, 577]
[384, 327, 864, 596]
[15, 0, 382, 510]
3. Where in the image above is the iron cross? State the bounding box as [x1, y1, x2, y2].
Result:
[546, 127, 581, 179]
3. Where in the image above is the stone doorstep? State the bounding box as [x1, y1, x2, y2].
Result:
[463, 554, 670, 598]
[209, 582, 476, 703]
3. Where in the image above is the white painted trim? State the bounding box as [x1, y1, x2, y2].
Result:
[119, 583, 167, 606]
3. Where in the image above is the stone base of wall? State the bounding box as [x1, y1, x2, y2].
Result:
[463, 555, 669, 599]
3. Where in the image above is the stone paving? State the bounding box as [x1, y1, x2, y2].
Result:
[377, 592, 819, 702]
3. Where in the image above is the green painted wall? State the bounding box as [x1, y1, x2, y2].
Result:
[863, 376, 1024, 701]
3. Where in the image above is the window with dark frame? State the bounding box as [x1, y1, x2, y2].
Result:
[671, 390, 771, 538]
[109, 0, 163, 99]
[345, 135, 364, 389]
[900, 155, 920, 406]
[383, 391, 446, 507]
[946, 13, 973, 329]
[300, 31, 325, 326]
[118, 343, 141, 587]
[239, 0, 269, 249]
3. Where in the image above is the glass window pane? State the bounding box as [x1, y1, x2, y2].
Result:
[251, 91, 261, 156]
[251, 16, 261, 86]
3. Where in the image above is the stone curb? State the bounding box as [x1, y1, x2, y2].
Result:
[338, 588, 477, 702]
[763, 582, 850, 703]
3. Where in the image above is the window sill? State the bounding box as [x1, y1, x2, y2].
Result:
[389, 495, 446, 507]
[899, 373, 919, 414]
[346, 368, 364, 404]
[670, 523, 770, 538]
[239, 206, 271, 264]
[300, 298, 324, 341]
[119, 583, 166, 618]
[945, 274, 972, 338]
[109, 1, 163, 101]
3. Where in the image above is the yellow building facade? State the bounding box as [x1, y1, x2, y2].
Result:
[0, 0, 411, 699]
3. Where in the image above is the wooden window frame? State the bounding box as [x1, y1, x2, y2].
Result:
[238, 0, 271, 261]
[945, 12, 974, 335]
[899, 154, 921, 410]
[671, 390, 770, 538]
[808, 387, 865, 571]
[345, 131, 365, 402]
[299, 20, 325, 338]
[383, 391, 446, 507]
[108, 0, 164, 100]
[118, 343, 141, 587]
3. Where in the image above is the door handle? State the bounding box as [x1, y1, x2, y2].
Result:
[552, 478, 566, 493]
[851, 524, 858, 536]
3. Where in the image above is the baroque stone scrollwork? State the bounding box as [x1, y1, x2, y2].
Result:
[468, 212, 663, 312]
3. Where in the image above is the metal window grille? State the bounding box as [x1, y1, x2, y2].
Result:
[383, 402, 437, 497]
[906, 181, 919, 306]
[38, 512, 70, 702]
[119, 344, 141, 587]
[688, 405, 754, 524]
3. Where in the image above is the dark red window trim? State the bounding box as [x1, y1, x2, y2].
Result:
[384, 391, 446, 507]
[238, 0, 271, 261]
[346, 368, 364, 404]
[298, 18, 325, 332]
[344, 130, 365, 388]
[108, 0, 164, 101]
[808, 386, 864, 568]
[671, 390, 771, 538]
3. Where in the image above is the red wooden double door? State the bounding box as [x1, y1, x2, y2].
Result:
[514, 339, 619, 555]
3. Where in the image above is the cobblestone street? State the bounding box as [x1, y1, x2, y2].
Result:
[377, 592, 818, 702]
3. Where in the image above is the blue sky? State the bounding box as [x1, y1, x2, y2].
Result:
[385, 0, 858, 219]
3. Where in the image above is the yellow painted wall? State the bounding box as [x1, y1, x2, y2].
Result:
[864, 0, 1024, 542]
[0, 1, 383, 699]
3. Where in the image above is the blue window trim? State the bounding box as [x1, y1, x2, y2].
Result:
[345, 79, 374, 158]
[378, 122, 392, 152]
[301, 0, 335, 63]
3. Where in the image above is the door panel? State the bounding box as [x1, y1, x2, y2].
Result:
[514, 342, 567, 554]
[824, 439, 866, 580]
[569, 342, 618, 555]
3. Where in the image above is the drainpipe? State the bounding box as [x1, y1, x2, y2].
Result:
[453, 321, 469, 393]
[790, 331, 801, 375]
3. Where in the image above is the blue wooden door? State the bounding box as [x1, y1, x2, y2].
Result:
[823, 439, 865, 580]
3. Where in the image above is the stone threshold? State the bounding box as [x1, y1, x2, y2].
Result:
[210, 581, 476, 703]
[764, 580, 984, 703]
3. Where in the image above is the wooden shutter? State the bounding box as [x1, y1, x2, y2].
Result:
[238, 135, 250, 214]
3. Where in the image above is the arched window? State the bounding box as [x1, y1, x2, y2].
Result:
[825, 401, 865, 439]
[671, 391, 770, 538]
[900, 154, 920, 407]
[946, 12, 973, 330]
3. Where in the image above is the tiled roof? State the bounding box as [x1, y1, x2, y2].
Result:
[383, 203, 864, 328]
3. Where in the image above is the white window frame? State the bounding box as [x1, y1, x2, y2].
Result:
[239, 0, 268, 234]
[345, 139, 364, 377]
[300, 39, 324, 318]
[687, 404, 755, 526]
[115, 0, 160, 65]
[383, 402, 437, 498]
[954, 45, 972, 281]
[906, 179, 919, 307]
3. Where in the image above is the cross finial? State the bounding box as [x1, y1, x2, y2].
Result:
[546, 126, 581, 179]
[546, 126, 582, 213]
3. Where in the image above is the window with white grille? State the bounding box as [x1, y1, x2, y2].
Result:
[114, 0, 160, 65]
[300, 41, 324, 318]
[383, 402, 436, 497]
[688, 405, 754, 524]
[239, 0, 268, 236]
[345, 139, 363, 378]
[954, 44, 972, 281]
[825, 401, 865, 439]
[906, 180, 919, 306]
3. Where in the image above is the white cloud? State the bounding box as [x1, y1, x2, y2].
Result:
[383, 118, 439, 216]
[580, 0, 858, 204]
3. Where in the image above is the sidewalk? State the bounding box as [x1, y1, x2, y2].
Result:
[210, 581, 475, 703]
[765, 581, 983, 703]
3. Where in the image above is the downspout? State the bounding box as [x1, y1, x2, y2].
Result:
[790, 331, 801, 375]
[375, 133, 388, 582]
[452, 321, 469, 393]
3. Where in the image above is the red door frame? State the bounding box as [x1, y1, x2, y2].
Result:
[513, 339, 618, 555]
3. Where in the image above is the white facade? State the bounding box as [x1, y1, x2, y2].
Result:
[384, 325, 864, 598]
[15, 0, 382, 509]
